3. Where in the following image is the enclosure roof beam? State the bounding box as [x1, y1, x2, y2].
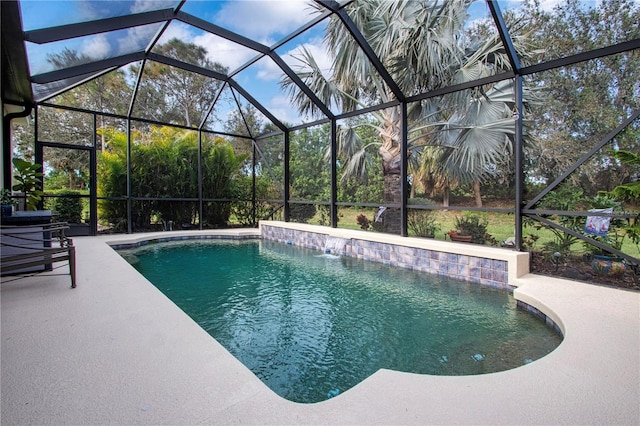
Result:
[178, 10, 335, 122]
[487, 0, 521, 73]
[520, 38, 640, 75]
[268, 52, 334, 119]
[127, 59, 147, 118]
[147, 53, 228, 81]
[24, 8, 176, 44]
[228, 80, 287, 132]
[176, 11, 270, 55]
[36, 100, 252, 140]
[31, 52, 146, 84]
[406, 72, 515, 103]
[268, 9, 332, 53]
[316, 0, 406, 103]
[37, 66, 118, 103]
[198, 82, 227, 131]
[228, 12, 330, 82]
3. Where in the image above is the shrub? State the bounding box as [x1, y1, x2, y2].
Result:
[407, 198, 440, 238]
[408, 210, 440, 237]
[454, 213, 489, 244]
[356, 214, 371, 230]
[231, 177, 281, 226]
[53, 190, 83, 223]
[289, 204, 316, 223]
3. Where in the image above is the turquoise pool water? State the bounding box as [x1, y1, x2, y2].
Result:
[120, 239, 562, 403]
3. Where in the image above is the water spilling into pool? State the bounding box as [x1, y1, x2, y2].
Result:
[120, 239, 561, 403]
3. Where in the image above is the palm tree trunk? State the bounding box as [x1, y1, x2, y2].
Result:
[379, 108, 402, 234]
[443, 184, 450, 207]
[382, 171, 401, 233]
[474, 179, 482, 207]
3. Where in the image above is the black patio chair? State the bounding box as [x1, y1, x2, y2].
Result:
[1, 222, 76, 288]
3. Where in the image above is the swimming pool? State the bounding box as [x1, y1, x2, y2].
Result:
[119, 238, 562, 403]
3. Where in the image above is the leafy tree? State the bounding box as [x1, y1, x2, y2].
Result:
[282, 0, 536, 232]
[97, 127, 129, 231]
[231, 176, 282, 226]
[290, 126, 331, 202]
[525, 0, 640, 195]
[225, 103, 267, 173]
[134, 39, 228, 128]
[607, 150, 640, 204]
[97, 126, 245, 230]
[288, 126, 331, 222]
[201, 135, 246, 227]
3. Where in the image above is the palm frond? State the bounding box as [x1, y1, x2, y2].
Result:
[611, 150, 640, 166]
[340, 146, 372, 184]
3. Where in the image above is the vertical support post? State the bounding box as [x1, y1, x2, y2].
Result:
[126, 118, 132, 234]
[90, 113, 98, 236]
[400, 102, 408, 237]
[197, 130, 203, 230]
[2, 108, 9, 189]
[330, 119, 338, 228]
[283, 130, 290, 222]
[252, 141, 257, 226]
[514, 76, 524, 251]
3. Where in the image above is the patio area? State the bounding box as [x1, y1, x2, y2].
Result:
[2, 230, 639, 425]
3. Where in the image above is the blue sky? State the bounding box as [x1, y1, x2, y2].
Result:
[20, 0, 327, 124]
[18, 0, 610, 125]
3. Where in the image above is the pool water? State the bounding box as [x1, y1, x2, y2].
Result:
[121, 239, 562, 403]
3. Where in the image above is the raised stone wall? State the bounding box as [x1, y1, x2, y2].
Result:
[261, 223, 511, 289]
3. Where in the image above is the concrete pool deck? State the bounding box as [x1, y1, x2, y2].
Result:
[2, 229, 639, 425]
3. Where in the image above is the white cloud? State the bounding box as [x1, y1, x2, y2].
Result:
[130, 0, 177, 14]
[81, 34, 111, 59]
[268, 94, 300, 123]
[214, 0, 314, 42]
[538, 0, 564, 12]
[246, 37, 331, 123]
[161, 23, 195, 45]
[117, 24, 161, 55]
[193, 33, 259, 71]
[284, 39, 332, 77]
[253, 36, 332, 82]
[255, 57, 283, 81]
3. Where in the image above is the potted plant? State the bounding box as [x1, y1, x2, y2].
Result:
[583, 182, 639, 277]
[1, 189, 17, 217]
[585, 224, 629, 277]
[449, 213, 488, 244]
[12, 158, 43, 211]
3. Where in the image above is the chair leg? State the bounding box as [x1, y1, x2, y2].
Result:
[69, 245, 76, 288]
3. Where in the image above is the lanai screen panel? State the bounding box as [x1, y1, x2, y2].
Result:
[45, 65, 136, 117]
[19, 0, 179, 30]
[498, 0, 640, 66]
[25, 23, 163, 76]
[151, 20, 259, 77]
[37, 106, 94, 147]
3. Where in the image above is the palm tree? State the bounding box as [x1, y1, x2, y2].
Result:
[282, 0, 535, 232]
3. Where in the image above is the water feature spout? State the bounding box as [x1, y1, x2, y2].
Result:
[324, 236, 349, 255]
